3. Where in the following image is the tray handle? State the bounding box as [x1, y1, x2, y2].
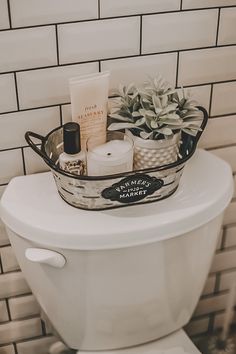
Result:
[25, 131, 52, 166]
[195, 105, 208, 143]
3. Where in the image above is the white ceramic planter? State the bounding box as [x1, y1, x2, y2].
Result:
[126, 130, 181, 170]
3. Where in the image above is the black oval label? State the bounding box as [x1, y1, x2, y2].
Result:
[101, 174, 164, 204]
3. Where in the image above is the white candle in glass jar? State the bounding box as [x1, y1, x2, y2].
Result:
[87, 139, 133, 176]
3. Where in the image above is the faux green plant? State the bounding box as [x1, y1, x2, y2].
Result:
[108, 77, 202, 140]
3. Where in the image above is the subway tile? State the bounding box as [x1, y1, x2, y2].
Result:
[142, 10, 218, 54]
[184, 85, 211, 113]
[0, 0, 9, 30]
[211, 248, 236, 272]
[0, 318, 42, 345]
[10, 0, 98, 27]
[218, 8, 236, 45]
[211, 82, 236, 116]
[0, 300, 9, 323]
[194, 293, 228, 316]
[0, 74, 17, 113]
[0, 246, 19, 273]
[0, 107, 60, 150]
[100, 0, 180, 17]
[224, 201, 236, 225]
[0, 26, 57, 73]
[0, 272, 30, 299]
[185, 317, 209, 336]
[17, 62, 98, 109]
[23, 147, 49, 175]
[213, 310, 236, 330]
[182, 0, 236, 8]
[58, 17, 140, 64]
[0, 187, 9, 248]
[219, 269, 236, 291]
[16, 336, 58, 354]
[178, 46, 236, 86]
[210, 146, 236, 173]
[61, 104, 72, 124]
[0, 345, 15, 354]
[225, 226, 236, 248]
[0, 150, 24, 185]
[202, 275, 216, 296]
[199, 116, 236, 149]
[102, 53, 177, 93]
[216, 228, 224, 250]
[8, 295, 40, 320]
[0, 219, 9, 247]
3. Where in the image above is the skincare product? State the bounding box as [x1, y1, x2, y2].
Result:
[69, 71, 110, 150]
[87, 131, 133, 176]
[59, 122, 86, 176]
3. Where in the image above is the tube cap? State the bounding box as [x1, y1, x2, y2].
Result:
[63, 122, 81, 154]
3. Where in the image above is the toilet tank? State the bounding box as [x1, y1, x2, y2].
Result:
[0, 150, 234, 351]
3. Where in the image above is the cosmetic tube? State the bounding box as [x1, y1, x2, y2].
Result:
[69, 71, 110, 150]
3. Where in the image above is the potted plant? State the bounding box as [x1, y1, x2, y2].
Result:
[108, 76, 203, 170]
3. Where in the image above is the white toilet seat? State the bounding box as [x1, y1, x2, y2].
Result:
[78, 329, 201, 354]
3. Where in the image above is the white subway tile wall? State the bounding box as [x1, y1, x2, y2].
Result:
[0, 1, 236, 351]
[142, 10, 218, 54]
[0, 26, 57, 73]
[100, 0, 180, 17]
[0, 74, 17, 113]
[0, 0, 9, 30]
[17, 62, 99, 109]
[101, 53, 177, 92]
[58, 17, 140, 64]
[10, 0, 98, 27]
[8, 295, 40, 320]
[211, 82, 236, 116]
[182, 0, 236, 8]
[218, 8, 236, 45]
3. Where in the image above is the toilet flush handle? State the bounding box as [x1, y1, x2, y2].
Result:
[25, 248, 66, 268]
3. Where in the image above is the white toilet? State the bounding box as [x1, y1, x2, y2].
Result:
[0, 149, 234, 354]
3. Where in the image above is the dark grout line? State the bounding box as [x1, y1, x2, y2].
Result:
[220, 226, 227, 250]
[211, 111, 236, 118]
[215, 8, 221, 46]
[175, 51, 180, 87]
[13, 72, 20, 110]
[59, 105, 63, 126]
[21, 148, 26, 175]
[208, 84, 213, 117]
[55, 25, 60, 65]
[6, 0, 12, 28]
[139, 15, 142, 56]
[214, 272, 221, 293]
[5, 298, 12, 321]
[0, 253, 3, 273]
[13, 343, 18, 354]
[207, 142, 236, 151]
[208, 314, 215, 334]
[180, 0, 183, 11]
[98, 0, 101, 19]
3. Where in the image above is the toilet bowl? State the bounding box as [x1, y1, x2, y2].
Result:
[0, 149, 233, 352]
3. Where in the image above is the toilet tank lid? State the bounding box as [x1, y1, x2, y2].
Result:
[0, 149, 234, 250]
